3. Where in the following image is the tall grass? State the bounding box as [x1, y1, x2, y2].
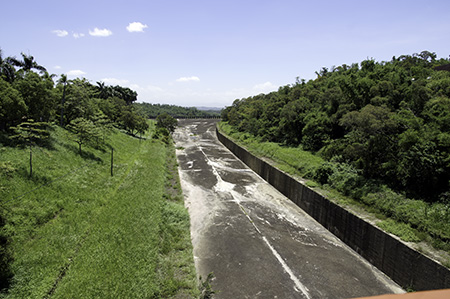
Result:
[218, 122, 450, 264]
[218, 122, 323, 177]
[0, 123, 198, 298]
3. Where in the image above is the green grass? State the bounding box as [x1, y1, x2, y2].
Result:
[218, 122, 323, 178]
[0, 123, 198, 298]
[377, 219, 421, 242]
[218, 121, 450, 264]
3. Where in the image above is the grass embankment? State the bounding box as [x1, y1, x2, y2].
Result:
[218, 122, 450, 267]
[0, 123, 198, 298]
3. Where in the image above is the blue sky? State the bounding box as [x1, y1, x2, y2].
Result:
[1, 0, 449, 107]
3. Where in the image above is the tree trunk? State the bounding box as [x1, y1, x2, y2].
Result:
[29, 146, 33, 177]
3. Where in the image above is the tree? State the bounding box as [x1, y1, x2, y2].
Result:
[57, 74, 68, 127]
[92, 111, 113, 142]
[0, 48, 16, 83]
[120, 109, 148, 136]
[98, 96, 126, 122]
[156, 113, 178, 133]
[9, 52, 47, 74]
[278, 97, 310, 145]
[136, 116, 149, 138]
[301, 111, 332, 151]
[10, 119, 49, 177]
[96, 81, 108, 99]
[68, 117, 98, 155]
[339, 105, 397, 178]
[63, 78, 96, 123]
[0, 78, 27, 130]
[14, 71, 56, 122]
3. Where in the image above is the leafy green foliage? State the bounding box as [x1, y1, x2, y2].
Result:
[222, 51, 450, 202]
[156, 113, 178, 134]
[0, 49, 199, 297]
[137, 103, 221, 119]
[10, 119, 49, 177]
[0, 78, 27, 131]
[119, 108, 149, 136]
[377, 219, 421, 242]
[67, 117, 99, 154]
[0, 124, 199, 298]
[221, 51, 450, 254]
[10, 119, 49, 146]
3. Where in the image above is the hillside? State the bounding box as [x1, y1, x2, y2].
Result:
[221, 51, 450, 260]
[0, 124, 199, 297]
[136, 103, 222, 119]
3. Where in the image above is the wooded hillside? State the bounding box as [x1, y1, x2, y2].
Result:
[222, 51, 450, 203]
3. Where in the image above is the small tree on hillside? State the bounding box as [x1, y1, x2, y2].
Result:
[68, 117, 99, 155]
[10, 119, 49, 177]
[156, 113, 177, 133]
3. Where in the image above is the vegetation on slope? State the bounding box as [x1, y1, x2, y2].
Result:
[136, 103, 222, 119]
[0, 48, 199, 297]
[221, 51, 450, 262]
[0, 123, 198, 298]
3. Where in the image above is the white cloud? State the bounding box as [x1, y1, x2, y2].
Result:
[67, 70, 86, 77]
[73, 32, 85, 39]
[54, 65, 62, 70]
[253, 81, 277, 92]
[126, 22, 148, 33]
[52, 30, 68, 37]
[176, 76, 200, 82]
[101, 78, 130, 85]
[89, 28, 113, 37]
[147, 85, 164, 92]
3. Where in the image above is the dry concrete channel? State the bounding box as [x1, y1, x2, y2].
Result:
[174, 119, 404, 299]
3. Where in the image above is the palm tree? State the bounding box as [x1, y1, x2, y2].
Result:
[0, 48, 16, 83]
[96, 81, 108, 99]
[10, 52, 47, 74]
[58, 74, 68, 127]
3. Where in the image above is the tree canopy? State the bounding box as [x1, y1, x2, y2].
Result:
[222, 51, 450, 202]
[0, 48, 148, 142]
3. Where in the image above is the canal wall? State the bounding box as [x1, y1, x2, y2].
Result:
[216, 128, 450, 291]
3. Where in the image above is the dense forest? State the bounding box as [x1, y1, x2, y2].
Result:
[222, 51, 450, 204]
[0, 49, 152, 140]
[136, 103, 221, 119]
[1, 49, 219, 140]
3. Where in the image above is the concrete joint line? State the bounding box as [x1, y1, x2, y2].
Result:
[199, 145, 312, 299]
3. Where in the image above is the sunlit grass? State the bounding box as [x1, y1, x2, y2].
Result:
[0, 122, 198, 298]
[218, 122, 323, 177]
[218, 121, 450, 263]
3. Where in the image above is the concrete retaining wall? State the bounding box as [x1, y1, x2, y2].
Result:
[216, 128, 450, 291]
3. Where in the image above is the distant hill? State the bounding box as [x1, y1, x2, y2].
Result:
[136, 103, 221, 118]
[196, 106, 223, 111]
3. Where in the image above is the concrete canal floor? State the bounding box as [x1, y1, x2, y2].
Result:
[174, 119, 404, 299]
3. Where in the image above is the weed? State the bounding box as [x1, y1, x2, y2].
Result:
[199, 273, 215, 299]
[378, 220, 421, 242]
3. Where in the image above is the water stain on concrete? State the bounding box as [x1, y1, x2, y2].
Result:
[174, 119, 404, 299]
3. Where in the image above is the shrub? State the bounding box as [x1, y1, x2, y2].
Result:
[313, 162, 335, 185]
[377, 219, 421, 242]
[328, 163, 364, 196]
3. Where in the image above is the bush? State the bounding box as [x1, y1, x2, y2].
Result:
[313, 162, 335, 185]
[328, 163, 364, 197]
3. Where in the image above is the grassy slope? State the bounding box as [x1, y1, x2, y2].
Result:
[218, 122, 450, 267]
[217, 123, 324, 177]
[0, 123, 198, 298]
